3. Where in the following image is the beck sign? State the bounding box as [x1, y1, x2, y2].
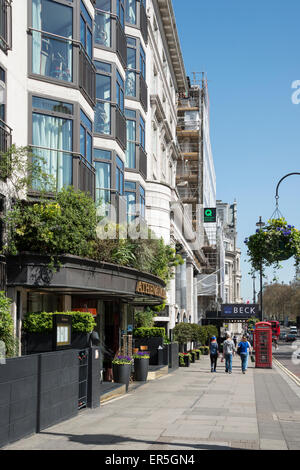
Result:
[221, 304, 259, 318]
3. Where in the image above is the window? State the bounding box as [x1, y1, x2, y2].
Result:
[139, 185, 145, 218]
[140, 45, 146, 79]
[0, 0, 12, 53]
[139, 115, 145, 150]
[125, 181, 136, 222]
[116, 70, 124, 113]
[116, 155, 124, 195]
[117, 0, 125, 29]
[94, 149, 111, 209]
[80, 109, 92, 163]
[95, 61, 111, 135]
[125, 0, 136, 25]
[31, 96, 73, 191]
[80, 0, 93, 58]
[32, 0, 73, 82]
[94, 0, 111, 48]
[126, 37, 137, 97]
[0, 67, 5, 122]
[125, 109, 136, 169]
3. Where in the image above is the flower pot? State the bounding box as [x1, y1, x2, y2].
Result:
[134, 357, 149, 381]
[140, 345, 148, 351]
[112, 363, 131, 391]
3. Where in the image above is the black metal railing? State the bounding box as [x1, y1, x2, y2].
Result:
[0, 119, 12, 154]
[0, 0, 12, 53]
[79, 46, 96, 107]
[139, 144, 147, 179]
[75, 154, 96, 200]
[140, 2, 148, 44]
[115, 105, 127, 150]
[140, 73, 148, 113]
[116, 18, 127, 69]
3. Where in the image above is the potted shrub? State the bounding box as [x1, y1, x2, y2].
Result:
[189, 350, 197, 363]
[193, 349, 201, 360]
[112, 355, 133, 391]
[133, 351, 150, 381]
[133, 327, 165, 365]
[178, 352, 191, 367]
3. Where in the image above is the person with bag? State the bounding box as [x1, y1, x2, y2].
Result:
[223, 332, 235, 374]
[209, 336, 219, 372]
[237, 335, 252, 374]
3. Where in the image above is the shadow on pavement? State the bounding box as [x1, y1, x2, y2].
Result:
[40, 431, 243, 450]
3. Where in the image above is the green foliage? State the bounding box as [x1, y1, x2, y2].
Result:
[22, 311, 96, 334]
[133, 327, 165, 338]
[199, 346, 209, 355]
[134, 308, 155, 328]
[4, 187, 99, 261]
[247, 317, 259, 330]
[0, 292, 18, 357]
[245, 218, 300, 273]
[203, 325, 218, 343]
[173, 322, 193, 344]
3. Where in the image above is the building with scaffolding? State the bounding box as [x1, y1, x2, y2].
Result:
[176, 73, 218, 322]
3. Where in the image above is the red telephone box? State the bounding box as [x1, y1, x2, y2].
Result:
[254, 322, 272, 368]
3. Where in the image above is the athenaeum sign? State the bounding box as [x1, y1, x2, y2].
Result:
[136, 281, 166, 299]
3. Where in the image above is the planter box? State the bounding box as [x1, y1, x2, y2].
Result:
[179, 355, 190, 367]
[23, 332, 91, 354]
[112, 363, 131, 391]
[189, 352, 196, 363]
[134, 358, 149, 381]
[195, 351, 201, 360]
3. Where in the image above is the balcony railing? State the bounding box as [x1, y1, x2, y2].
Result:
[116, 18, 127, 69]
[30, 145, 95, 198]
[115, 105, 127, 150]
[0, 0, 12, 53]
[139, 144, 147, 179]
[79, 45, 96, 107]
[140, 2, 148, 44]
[140, 73, 148, 113]
[0, 119, 12, 154]
[95, 188, 127, 224]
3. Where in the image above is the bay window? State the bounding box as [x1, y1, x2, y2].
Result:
[95, 61, 111, 135]
[80, 109, 93, 164]
[116, 155, 124, 195]
[125, 181, 136, 222]
[94, 0, 111, 48]
[80, 0, 93, 58]
[95, 148, 111, 210]
[125, 109, 136, 169]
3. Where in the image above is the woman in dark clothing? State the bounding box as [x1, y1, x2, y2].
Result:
[209, 336, 219, 372]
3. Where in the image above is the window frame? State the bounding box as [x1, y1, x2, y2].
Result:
[125, 34, 147, 108]
[124, 180, 145, 222]
[124, 107, 146, 178]
[94, 147, 112, 209]
[94, 0, 126, 55]
[80, 108, 93, 164]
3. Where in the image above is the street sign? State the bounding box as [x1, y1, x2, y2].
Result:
[221, 304, 259, 319]
[204, 208, 216, 223]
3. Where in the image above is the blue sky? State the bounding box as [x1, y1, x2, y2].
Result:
[173, 0, 300, 302]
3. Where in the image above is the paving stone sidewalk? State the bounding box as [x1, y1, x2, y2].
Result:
[2, 354, 300, 450]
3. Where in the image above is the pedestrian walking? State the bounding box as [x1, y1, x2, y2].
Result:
[237, 335, 252, 374]
[209, 336, 219, 372]
[223, 332, 235, 374]
[233, 335, 237, 347]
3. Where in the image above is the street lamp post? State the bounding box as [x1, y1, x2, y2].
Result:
[256, 216, 265, 321]
[252, 273, 256, 304]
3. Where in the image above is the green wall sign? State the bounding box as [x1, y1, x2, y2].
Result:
[204, 208, 216, 223]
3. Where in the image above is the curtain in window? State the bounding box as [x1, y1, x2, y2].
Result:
[95, 162, 111, 212]
[32, 113, 72, 191]
[32, 0, 42, 75]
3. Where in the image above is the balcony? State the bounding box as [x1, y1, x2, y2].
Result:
[140, 73, 148, 113]
[30, 146, 95, 199]
[29, 29, 96, 107]
[0, 0, 12, 53]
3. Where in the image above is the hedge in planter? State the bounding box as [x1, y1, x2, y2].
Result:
[133, 327, 165, 338]
[133, 327, 165, 366]
[22, 311, 96, 352]
[245, 217, 300, 272]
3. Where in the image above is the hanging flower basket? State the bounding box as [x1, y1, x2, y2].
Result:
[245, 218, 300, 272]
